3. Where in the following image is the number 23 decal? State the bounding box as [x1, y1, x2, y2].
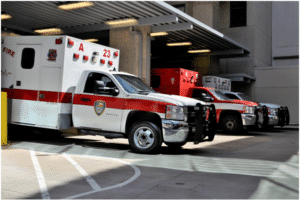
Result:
[103, 49, 111, 58]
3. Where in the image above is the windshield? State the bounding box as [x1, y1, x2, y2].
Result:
[114, 74, 155, 94]
[238, 93, 252, 101]
[209, 89, 232, 100]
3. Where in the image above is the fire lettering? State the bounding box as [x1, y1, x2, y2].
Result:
[79, 43, 84, 52]
[3, 47, 15, 57]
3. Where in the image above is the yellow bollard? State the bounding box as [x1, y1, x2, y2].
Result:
[1, 92, 8, 145]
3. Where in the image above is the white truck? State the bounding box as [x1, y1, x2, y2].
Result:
[223, 92, 289, 128]
[2, 35, 216, 153]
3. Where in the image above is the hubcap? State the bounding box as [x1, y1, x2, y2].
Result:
[133, 127, 154, 149]
[226, 120, 236, 130]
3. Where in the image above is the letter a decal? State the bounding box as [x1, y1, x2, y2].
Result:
[79, 43, 84, 52]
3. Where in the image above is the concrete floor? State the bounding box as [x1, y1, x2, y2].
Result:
[1, 126, 299, 199]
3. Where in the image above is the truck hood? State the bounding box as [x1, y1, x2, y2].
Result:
[259, 103, 281, 108]
[148, 92, 208, 106]
[232, 99, 258, 106]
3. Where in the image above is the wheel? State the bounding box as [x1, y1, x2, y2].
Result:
[220, 115, 242, 134]
[128, 121, 162, 154]
[165, 142, 187, 148]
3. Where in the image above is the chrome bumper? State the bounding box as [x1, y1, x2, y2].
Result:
[268, 115, 279, 125]
[241, 114, 257, 126]
[162, 119, 189, 143]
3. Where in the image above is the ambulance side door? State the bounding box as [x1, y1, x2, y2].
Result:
[72, 72, 124, 132]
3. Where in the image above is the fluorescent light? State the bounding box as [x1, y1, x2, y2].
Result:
[105, 18, 138, 26]
[188, 49, 211, 53]
[166, 42, 192, 46]
[84, 38, 99, 43]
[34, 28, 63, 35]
[150, 32, 168, 37]
[58, 2, 94, 10]
[1, 14, 12, 20]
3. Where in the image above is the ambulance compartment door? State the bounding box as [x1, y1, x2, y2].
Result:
[11, 45, 41, 125]
[72, 72, 123, 133]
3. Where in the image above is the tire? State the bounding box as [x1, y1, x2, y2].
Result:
[220, 115, 242, 134]
[164, 142, 187, 148]
[128, 121, 162, 154]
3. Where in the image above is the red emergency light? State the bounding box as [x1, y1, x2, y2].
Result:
[108, 61, 113, 65]
[68, 39, 74, 46]
[74, 53, 79, 59]
[114, 51, 119, 57]
[55, 38, 62, 44]
[100, 59, 105, 64]
[83, 55, 89, 61]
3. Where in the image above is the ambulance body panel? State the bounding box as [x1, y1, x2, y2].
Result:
[2, 36, 216, 153]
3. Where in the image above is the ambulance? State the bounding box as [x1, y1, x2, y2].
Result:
[151, 68, 268, 134]
[1, 36, 216, 153]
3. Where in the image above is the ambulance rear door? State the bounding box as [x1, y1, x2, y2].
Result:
[11, 45, 42, 125]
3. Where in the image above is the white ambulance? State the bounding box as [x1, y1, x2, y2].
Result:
[2, 35, 216, 153]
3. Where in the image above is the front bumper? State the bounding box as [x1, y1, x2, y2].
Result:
[241, 114, 257, 126]
[162, 119, 189, 143]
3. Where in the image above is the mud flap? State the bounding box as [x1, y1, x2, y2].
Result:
[194, 103, 204, 144]
[207, 104, 216, 141]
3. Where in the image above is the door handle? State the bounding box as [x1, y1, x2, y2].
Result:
[80, 98, 91, 102]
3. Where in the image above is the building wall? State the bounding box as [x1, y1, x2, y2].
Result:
[254, 2, 299, 124]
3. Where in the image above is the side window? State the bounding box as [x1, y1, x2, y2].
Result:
[225, 93, 238, 100]
[151, 75, 161, 88]
[21, 48, 35, 69]
[192, 89, 212, 101]
[84, 73, 116, 95]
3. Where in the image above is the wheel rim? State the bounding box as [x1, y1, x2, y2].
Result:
[226, 119, 237, 130]
[133, 127, 155, 149]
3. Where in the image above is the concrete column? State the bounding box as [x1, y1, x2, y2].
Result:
[109, 26, 151, 85]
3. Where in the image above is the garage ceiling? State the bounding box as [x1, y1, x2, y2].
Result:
[1, 1, 250, 56]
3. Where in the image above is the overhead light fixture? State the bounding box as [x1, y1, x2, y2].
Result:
[105, 18, 138, 26]
[166, 42, 192, 46]
[34, 28, 63, 35]
[188, 49, 211, 53]
[1, 14, 12, 20]
[150, 32, 168, 37]
[84, 38, 98, 43]
[58, 1, 94, 10]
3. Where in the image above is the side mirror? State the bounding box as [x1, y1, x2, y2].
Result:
[204, 97, 214, 102]
[111, 88, 119, 96]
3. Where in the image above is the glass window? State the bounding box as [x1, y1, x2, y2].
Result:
[21, 48, 35, 69]
[84, 73, 116, 95]
[114, 74, 155, 94]
[230, 2, 247, 27]
[224, 93, 239, 100]
[192, 89, 212, 101]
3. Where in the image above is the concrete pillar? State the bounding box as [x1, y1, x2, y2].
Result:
[109, 26, 151, 85]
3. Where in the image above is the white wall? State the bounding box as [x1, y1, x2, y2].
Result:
[254, 66, 299, 123]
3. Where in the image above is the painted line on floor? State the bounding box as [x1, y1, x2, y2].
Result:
[63, 154, 141, 199]
[63, 154, 101, 191]
[30, 149, 50, 199]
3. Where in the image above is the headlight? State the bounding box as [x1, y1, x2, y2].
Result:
[244, 106, 255, 114]
[166, 105, 185, 121]
[268, 107, 277, 115]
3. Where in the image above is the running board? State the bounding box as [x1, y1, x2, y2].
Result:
[79, 129, 126, 139]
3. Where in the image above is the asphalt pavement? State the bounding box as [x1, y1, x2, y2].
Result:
[1, 125, 299, 199]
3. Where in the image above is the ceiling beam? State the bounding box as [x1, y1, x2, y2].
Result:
[151, 22, 193, 33]
[63, 14, 179, 35]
